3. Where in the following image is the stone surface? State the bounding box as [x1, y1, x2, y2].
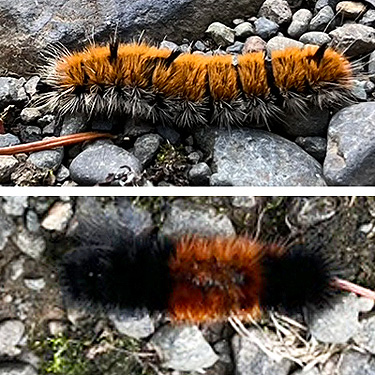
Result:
[188, 162, 212, 185]
[306, 294, 374, 343]
[162, 199, 235, 237]
[3, 196, 28, 216]
[353, 315, 375, 354]
[329, 23, 375, 56]
[338, 351, 375, 375]
[299, 31, 331, 45]
[20, 108, 41, 123]
[206, 22, 235, 46]
[24, 277, 46, 291]
[159, 40, 179, 51]
[0, 134, 21, 148]
[295, 136, 327, 163]
[12, 226, 46, 259]
[351, 80, 368, 101]
[243, 36, 267, 53]
[254, 17, 279, 40]
[0, 156, 20, 183]
[234, 22, 255, 39]
[232, 330, 292, 375]
[336, 1, 366, 19]
[27, 148, 64, 171]
[0, 319, 25, 356]
[41, 201, 73, 231]
[150, 325, 218, 371]
[288, 9, 313, 38]
[69, 140, 142, 185]
[0, 363, 37, 375]
[0, 77, 27, 110]
[323, 103, 375, 185]
[0, 206, 15, 250]
[109, 310, 155, 339]
[226, 41, 244, 53]
[0, 0, 264, 75]
[360, 9, 375, 27]
[133, 133, 162, 167]
[258, 0, 292, 25]
[60, 113, 87, 135]
[156, 125, 181, 145]
[315, 0, 340, 12]
[194, 128, 326, 186]
[309, 6, 335, 31]
[267, 36, 303, 51]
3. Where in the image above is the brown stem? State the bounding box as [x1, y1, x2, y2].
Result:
[0, 132, 114, 155]
[332, 277, 375, 301]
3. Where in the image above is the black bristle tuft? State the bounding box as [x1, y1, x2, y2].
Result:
[58, 231, 175, 313]
[261, 244, 338, 313]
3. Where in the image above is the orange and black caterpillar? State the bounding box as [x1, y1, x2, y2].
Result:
[40, 40, 354, 128]
[59, 228, 339, 323]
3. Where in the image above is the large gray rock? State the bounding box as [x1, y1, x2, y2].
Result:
[353, 315, 375, 354]
[323, 103, 375, 185]
[206, 22, 235, 46]
[69, 140, 142, 185]
[0, 363, 37, 375]
[194, 128, 326, 186]
[309, 6, 335, 31]
[338, 351, 375, 375]
[287, 9, 313, 38]
[150, 325, 218, 371]
[299, 31, 331, 45]
[232, 330, 292, 375]
[162, 199, 235, 237]
[0, 78, 27, 110]
[0, 320, 25, 356]
[27, 148, 64, 171]
[0, 0, 264, 75]
[258, 0, 292, 25]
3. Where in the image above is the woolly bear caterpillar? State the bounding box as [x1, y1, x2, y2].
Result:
[39, 40, 354, 128]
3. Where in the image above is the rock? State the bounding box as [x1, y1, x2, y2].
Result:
[351, 80, 368, 101]
[337, 351, 375, 375]
[41, 201, 73, 231]
[12, 226, 46, 259]
[226, 41, 244, 53]
[193, 40, 207, 51]
[19, 125, 41, 143]
[258, 0, 292, 25]
[60, 113, 87, 136]
[38, 114, 56, 128]
[369, 51, 375, 81]
[20, 108, 41, 123]
[0, 363, 37, 375]
[309, 6, 335, 31]
[0, 156, 19, 183]
[315, 0, 340, 12]
[150, 325, 218, 371]
[25, 210, 40, 233]
[0, 319, 25, 356]
[69, 140, 142, 185]
[0, 206, 15, 250]
[3, 196, 28, 216]
[295, 136, 327, 163]
[48, 321, 68, 336]
[206, 22, 235, 46]
[27, 148, 64, 171]
[232, 196, 258, 209]
[133, 133, 162, 167]
[323, 102, 375, 185]
[10, 258, 25, 281]
[336, 1, 366, 19]
[159, 40, 179, 50]
[0, 0, 264, 75]
[0, 133, 21, 148]
[187, 151, 201, 164]
[55, 164, 70, 182]
[234, 22, 255, 38]
[243, 36, 267, 53]
[233, 18, 245, 26]
[267, 36, 303, 51]
[232, 330, 292, 375]
[360, 9, 375, 27]
[24, 277, 46, 291]
[24, 76, 40, 96]
[188, 162, 212, 185]
[299, 31, 331, 45]
[287, 9, 313, 38]
[162, 199, 235, 237]
[194, 128, 326, 186]
[353, 315, 375, 354]
[329, 24, 375, 56]
[156, 125, 181, 145]
[254, 17, 279, 40]
[292, 367, 320, 375]
[306, 294, 374, 343]
[109, 310, 155, 339]
[0, 77, 27, 110]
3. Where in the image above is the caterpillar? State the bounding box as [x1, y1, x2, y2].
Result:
[40, 40, 354, 128]
[59, 227, 339, 323]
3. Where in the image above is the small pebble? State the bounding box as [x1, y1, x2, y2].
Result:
[309, 6, 335, 31]
[234, 22, 255, 38]
[254, 17, 279, 40]
[206, 22, 235, 46]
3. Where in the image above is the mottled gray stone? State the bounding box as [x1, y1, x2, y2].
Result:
[194, 128, 326, 186]
[267, 36, 303, 51]
[0, 133, 21, 148]
[206, 22, 235, 46]
[25, 210, 40, 233]
[109, 310, 155, 339]
[19, 125, 41, 143]
[0, 363, 37, 375]
[24, 277, 46, 291]
[0, 156, 19, 183]
[193, 40, 207, 51]
[295, 136, 327, 163]
[360, 9, 375, 27]
[353, 315, 375, 354]
[60, 113, 87, 136]
[291, 367, 320, 375]
[3, 196, 28, 216]
[150, 325, 218, 371]
[306, 294, 374, 343]
[369, 51, 375, 81]
[288, 9, 313, 38]
[258, 0, 292, 25]
[254, 17, 279, 40]
[159, 40, 179, 50]
[27, 148, 64, 171]
[24, 76, 40, 97]
[0, 77, 27, 110]
[299, 31, 331, 45]
[336, 1, 366, 19]
[226, 41, 244, 53]
[69, 140, 142, 185]
[20, 108, 41, 123]
[351, 80, 368, 101]
[339, 351, 375, 375]
[315, 0, 340, 12]
[12, 226, 46, 259]
[0, 206, 15, 250]
[0, 319, 25, 356]
[234, 22, 255, 38]
[41, 201, 73, 231]
[188, 162, 211, 185]
[323, 103, 375, 185]
[232, 330, 292, 375]
[243, 35, 267, 53]
[133, 133, 162, 167]
[162, 199, 235, 237]
[55, 164, 70, 182]
[329, 24, 375, 56]
[0, 0, 264, 75]
[309, 6, 335, 31]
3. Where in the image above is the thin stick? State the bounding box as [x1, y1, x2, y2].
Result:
[0, 132, 114, 155]
[332, 278, 375, 301]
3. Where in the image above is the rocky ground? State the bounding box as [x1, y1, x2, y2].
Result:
[1, 0, 375, 185]
[0, 196, 375, 375]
